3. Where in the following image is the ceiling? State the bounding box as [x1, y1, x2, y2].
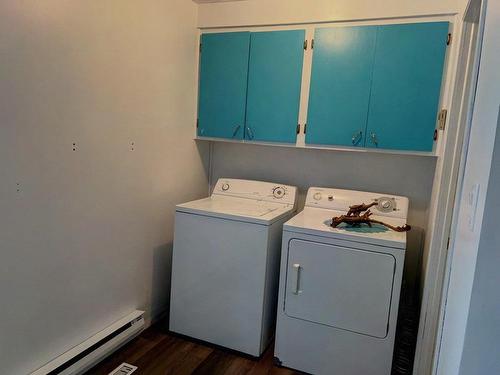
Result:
[192, 0, 248, 3]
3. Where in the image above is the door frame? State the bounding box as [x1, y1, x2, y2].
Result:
[413, 0, 489, 374]
[434, 0, 500, 372]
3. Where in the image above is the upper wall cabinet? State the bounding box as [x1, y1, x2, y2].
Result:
[246, 30, 305, 143]
[306, 22, 449, 152]
[197, 30, 305, 143]
[198, 32, 250, 139]
[198, 22, 448, 153]
[306, 26, 377, 147]
[366, 22, 449, 151]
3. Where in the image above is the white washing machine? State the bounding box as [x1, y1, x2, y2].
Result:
[275, 187, 409, 375]
[170, 178, 297, 356]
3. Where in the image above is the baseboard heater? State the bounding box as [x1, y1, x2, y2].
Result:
[31, 310, 145, 375]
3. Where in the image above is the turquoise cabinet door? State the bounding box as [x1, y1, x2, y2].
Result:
[198, 32, 250, 139]
[366, 22, 449, 151]
[245, 30, 305, 143]
[306, 26, 377, 147]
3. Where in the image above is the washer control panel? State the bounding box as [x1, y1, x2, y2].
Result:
[305, 187, 409, 219]
[213, 178, 297, 206]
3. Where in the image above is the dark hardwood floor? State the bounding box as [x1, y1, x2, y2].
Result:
[85, 320, 303, 375]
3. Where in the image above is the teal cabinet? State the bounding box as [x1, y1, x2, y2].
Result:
[197, 32, 250, 139]
[306, 26, 377, 147]
[306, 22, 448, 152]
[245, 30, 305, 143]
[198, 23, 448, 152]
[198, 30, 305, 143]
[366, 22, 449, 151]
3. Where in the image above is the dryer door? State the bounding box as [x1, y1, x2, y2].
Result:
[284, 239, 396, 338]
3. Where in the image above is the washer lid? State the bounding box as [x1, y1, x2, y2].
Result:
[284, 207, 407, 249]
[176, 195, 296, 225]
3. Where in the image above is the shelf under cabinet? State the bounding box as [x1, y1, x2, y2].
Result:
[194, 136, 438, 158]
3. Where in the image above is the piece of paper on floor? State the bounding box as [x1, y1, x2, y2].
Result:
[108, 362, 138, 375]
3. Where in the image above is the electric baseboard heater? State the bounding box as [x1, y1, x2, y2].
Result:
[31, 310, 145, 375]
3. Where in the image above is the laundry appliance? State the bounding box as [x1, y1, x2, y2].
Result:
[275, 187, 409, 375]
[170, 178, 297, 356]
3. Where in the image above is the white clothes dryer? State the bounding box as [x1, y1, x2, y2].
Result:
[275, 187, 409, 375]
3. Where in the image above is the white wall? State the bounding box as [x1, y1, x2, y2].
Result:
[458, 106, 500, 375]
[197, 0, 458, 28]
[0, 1, 208, 374]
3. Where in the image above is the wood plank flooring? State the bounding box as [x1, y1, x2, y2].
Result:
[85, 320, 303, 375]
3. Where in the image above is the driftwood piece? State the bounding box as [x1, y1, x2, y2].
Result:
[331, 206, 411, 232]
[346, 202, 378, 216]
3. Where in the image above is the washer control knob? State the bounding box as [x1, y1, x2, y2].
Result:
[221, 183, 230, 191]
[273, 186, 286, 199]
[313, 192, 322, 201]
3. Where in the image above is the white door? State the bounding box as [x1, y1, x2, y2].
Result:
[284, 239, 396, 338]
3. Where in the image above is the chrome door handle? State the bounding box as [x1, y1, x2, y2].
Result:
[351, 130, 363, 146]
[246, 126, 254, 140]
[232, 125, 241, 138]
[370, 132, 378, 147]
[291, 263, 302, 295]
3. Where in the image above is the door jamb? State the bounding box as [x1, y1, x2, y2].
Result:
[412, 1, 486, 374]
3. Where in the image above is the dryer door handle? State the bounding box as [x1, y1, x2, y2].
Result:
[291, 263, 302, 295]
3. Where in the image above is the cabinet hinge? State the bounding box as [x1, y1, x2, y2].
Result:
[311, 39, 314, 49]
[304, 124, 307, 134]
[446, 236, 451, 249]
[199, 42, 202, 53]
[303, 40, 308, 50]
[438, 109, 448, 130]
[296, 124, 301, 134]
[196, 118, 199, 128]
[447, 33, 452, 46]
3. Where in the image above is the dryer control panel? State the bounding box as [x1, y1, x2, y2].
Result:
[305, 187, 409, 220]
[213, 178, 298, 207]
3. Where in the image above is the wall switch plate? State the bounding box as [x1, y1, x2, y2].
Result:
[467, 183, 480, 232]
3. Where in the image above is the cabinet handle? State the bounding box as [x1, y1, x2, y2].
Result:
[246, 126, 254, 140]
[232, 125, 241, 138]
[351, 130, 363, 146]
[291, 263, 302, 295]
[370, 132, 379, 147]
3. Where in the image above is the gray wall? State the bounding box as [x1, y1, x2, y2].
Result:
[0, 1, 208, 374]
[210, 142, 436, 290]
[459, 113, 500, 375]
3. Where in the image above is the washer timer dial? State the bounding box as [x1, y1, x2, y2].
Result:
[313, 192, 322, 201]
[272, 186, 286, 199]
